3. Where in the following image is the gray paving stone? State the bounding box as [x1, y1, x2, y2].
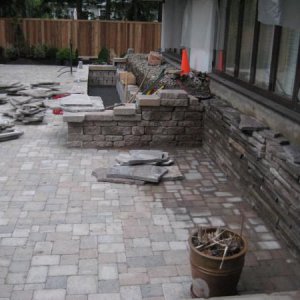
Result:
[52, 240, 79, 255]
[26, 266, 48, 283]
[79, 259, 98, 275]
[48, 265, 77, 276]
[98, 264, 118, 280]
[98, 280, 120, 293]
[11, 290, 33, 300]
[45, 276, 67, 289]
[33, 289, 66, 300]
[120, 286, 142, 300]
[32, 255, 60, 266]
[88, 294, 120, 300]
[67, 276, 98, 294]
[141, 284, 163, 298]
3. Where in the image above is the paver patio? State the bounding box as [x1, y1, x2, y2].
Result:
[0, 65, 299, 300]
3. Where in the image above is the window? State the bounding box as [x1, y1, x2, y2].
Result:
[275, 28, 300, 98]
[214, 0, 300, 112]
[225, 0, 240, 76]
[255, 24, 274, 89]
[239, 0, 256, 81]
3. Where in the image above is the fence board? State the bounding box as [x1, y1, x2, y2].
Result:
[0, 18, 161, 56]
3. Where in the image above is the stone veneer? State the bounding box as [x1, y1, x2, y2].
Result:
[88, 65, 117, 87]
[63, 89, 204, 148]
[203, 98, 300, 255]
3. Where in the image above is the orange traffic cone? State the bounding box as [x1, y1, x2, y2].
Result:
[181, 48, 190, 75]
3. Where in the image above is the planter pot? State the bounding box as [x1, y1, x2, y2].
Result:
[188, 227, 247, 298]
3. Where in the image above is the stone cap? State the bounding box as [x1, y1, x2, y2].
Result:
[114, 103, 137, 116]
[89, 65, 117, 71]
[157, 89, 188, 99]
[136, 94, 160, 107]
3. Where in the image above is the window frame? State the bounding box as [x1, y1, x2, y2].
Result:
[212, 0, 300, 113]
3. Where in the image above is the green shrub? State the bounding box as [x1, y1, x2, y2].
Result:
[46, 47, 58, 59]
[33, 44, 47, 59]
[98, 47, 110, 64]
[56, 48, 76, 62]
[5, 47, 19, 60]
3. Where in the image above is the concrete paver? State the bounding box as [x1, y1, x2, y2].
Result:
[0, 65, 300, 299]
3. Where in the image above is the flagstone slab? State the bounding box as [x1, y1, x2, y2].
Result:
[107, 165, 168, 183]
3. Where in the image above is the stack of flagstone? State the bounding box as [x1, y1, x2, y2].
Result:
[0, 119, 23, 142]
[92, 150, 184, 185]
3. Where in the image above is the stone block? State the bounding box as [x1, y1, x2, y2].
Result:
[136, 94, 160, 107]
[66, 141, 82, 147]
[85, 110, 114, 121]
[102, 127, 131, 135]
[105, 135, 124, 142]
[132, 126, 144, 136]
[68, 126, 83, 134]
[188, 95, 199, 105]
[83, 127, 100, 135]
[114, 104, 136, 116]
[114, 141, 126, 147]
[118, 121, 138, 126]
[185, 127, 203, 135]
[63, 113, 85, 123]
[113, 114, 141, 121]
[158, 89, 188, 99]
[124, 135, 141, 145]
[142, 111, 172, 121]
[160, 98, 188, 107]
[152, 135, 175, 143]
[89, 65, 116, 71]
[172, 111, 185, 121]
[95, 141, 113, 148]
[93, 135, 105, 141]
[184, 112, 203, 120]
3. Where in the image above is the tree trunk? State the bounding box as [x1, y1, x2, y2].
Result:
[106, 0, 111, 20]
[76, 0, 83, 19]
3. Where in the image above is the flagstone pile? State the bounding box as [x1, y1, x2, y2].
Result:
[0, 119, 23, 142]
[92, 150, 183, 185]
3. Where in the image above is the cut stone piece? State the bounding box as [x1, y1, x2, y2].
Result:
[18, 88, 56, 98]
[158, 89, 188, 99]
[63, 113, 85, 123]
[0, 130, 23, 142]
[283, 145, 300, 164]
[107, 165, 168, 183]
[92, 167, 145, 185]
[161, 165, 184, 181]
[136, 94, 160, 107]
[61, 94, 92, 106]
[239, 115, 269, 132]
[114, 103, 136, 115]
[116, 150, 169, 165]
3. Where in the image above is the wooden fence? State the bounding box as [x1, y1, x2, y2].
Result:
[0, 18, 161, 56]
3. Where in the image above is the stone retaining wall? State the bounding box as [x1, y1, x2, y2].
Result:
[64, 89, 204, 148]
[88, 65, 116, 86]
[203, 98, 300, 255]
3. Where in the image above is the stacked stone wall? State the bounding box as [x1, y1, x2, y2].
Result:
[203, 98, 300, 255]
[64, 90, 204, 148]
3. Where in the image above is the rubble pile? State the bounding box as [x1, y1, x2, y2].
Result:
[0, 119, 23, 142]
[92, 150, 184, 185]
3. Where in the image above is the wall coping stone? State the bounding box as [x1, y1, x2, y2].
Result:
[63, 112, 85, 123]
[158, 89, 188, 99]
[89, 65, 116, 71]
[114, 103, 136, 115]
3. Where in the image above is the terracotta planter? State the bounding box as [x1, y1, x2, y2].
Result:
[188, 227, 247, 298]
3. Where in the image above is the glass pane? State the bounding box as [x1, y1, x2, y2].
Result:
[255, 24, 274, 89]
[239, 0, 257, 81]
[275, 28, 300, 98]
[225, 1, 240, 75]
